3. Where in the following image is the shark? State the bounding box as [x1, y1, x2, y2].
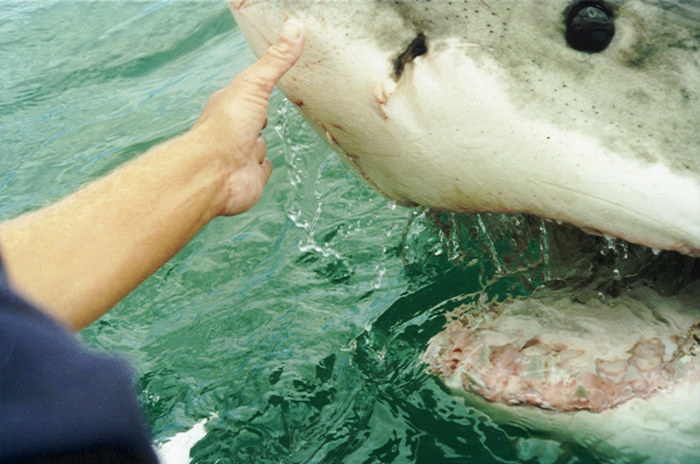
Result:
[229, 0, 699, 257]
[229, 1, 699, 461]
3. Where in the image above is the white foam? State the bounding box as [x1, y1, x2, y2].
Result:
[155, 418, 209, 464]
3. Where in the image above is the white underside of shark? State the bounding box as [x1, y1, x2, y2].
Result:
[229, 0, 700, 256]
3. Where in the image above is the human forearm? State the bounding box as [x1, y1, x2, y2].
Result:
[0, 132, 228, 330]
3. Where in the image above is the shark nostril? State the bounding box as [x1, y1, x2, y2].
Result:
[394, 33, 428, 79]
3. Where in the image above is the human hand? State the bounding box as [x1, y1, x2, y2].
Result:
[191, 19, 305, 216]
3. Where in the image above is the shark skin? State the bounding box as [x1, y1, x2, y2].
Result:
[229, 0, 699, 256]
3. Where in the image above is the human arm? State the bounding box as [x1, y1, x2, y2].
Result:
[0, 20, 305, 331]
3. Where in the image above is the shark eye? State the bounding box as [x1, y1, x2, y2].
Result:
[565, 1, 615, 53]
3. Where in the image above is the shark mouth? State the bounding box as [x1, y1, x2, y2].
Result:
[421, 286, 700, 413]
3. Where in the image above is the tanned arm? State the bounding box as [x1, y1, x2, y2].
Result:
[0, 20, 305, 331]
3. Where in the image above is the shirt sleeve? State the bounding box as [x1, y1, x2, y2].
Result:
[0, 265, 159, 463]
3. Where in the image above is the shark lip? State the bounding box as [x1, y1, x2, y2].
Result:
[421, 287, 700, 413]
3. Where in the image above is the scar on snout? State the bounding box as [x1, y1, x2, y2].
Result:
[373, 84, 392, 120]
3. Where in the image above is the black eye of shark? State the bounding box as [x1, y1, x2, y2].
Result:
[565, 1, 615, 53]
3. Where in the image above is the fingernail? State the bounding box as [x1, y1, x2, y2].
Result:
[280, 18, 303, 41]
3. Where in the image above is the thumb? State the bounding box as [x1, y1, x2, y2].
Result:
[236, 19, 305, 96]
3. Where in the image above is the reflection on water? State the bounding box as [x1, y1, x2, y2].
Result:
[1, 2, 698, 463]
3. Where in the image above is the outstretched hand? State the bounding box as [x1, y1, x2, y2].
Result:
[192, 19, 305, 216]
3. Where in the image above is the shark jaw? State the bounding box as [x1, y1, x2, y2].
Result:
[230, 0, 699, 256]
[421, 283, 700, 463]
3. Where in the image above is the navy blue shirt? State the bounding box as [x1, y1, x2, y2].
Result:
[0, 265, 158, 463]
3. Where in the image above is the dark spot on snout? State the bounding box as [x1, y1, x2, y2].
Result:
[394, 33, 428, 79]
[565, 1, 615, 53]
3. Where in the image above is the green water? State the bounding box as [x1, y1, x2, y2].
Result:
[1, 2, 680, 463]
